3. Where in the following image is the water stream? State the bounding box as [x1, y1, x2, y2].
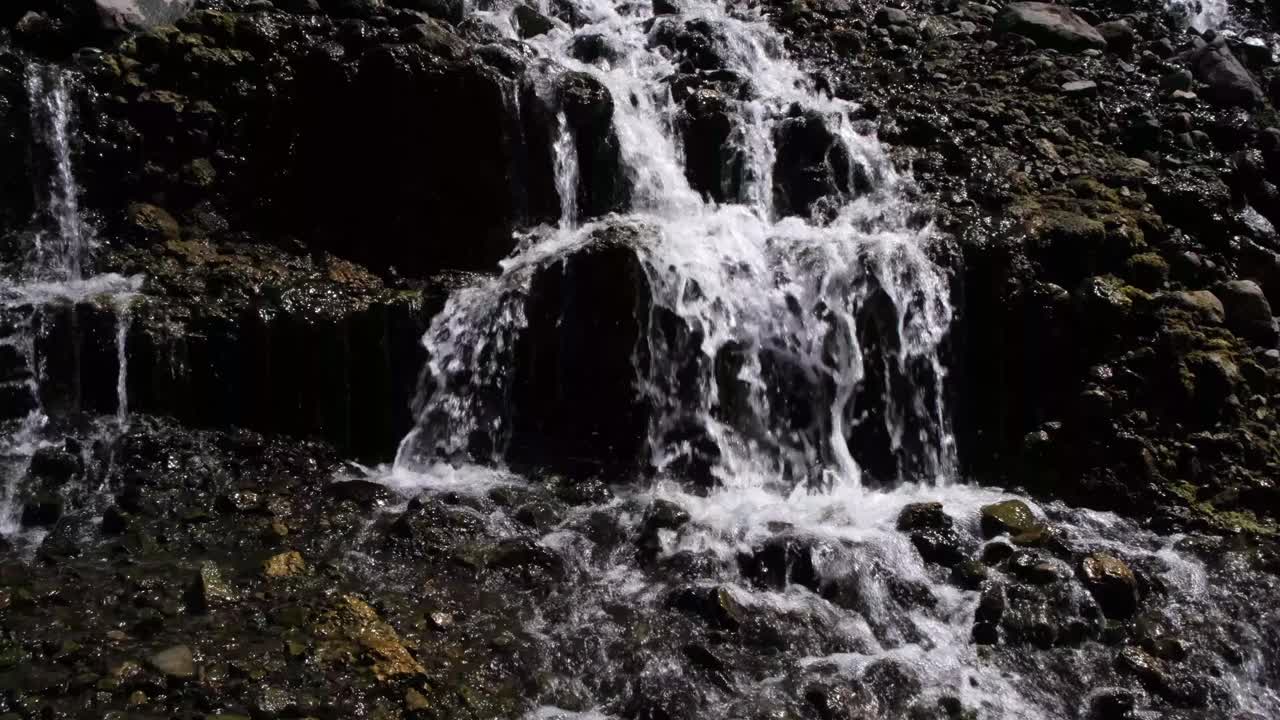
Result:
[0, 65, 141, 547]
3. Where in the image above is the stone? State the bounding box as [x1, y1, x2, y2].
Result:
[980, 500, 1040, 538]
[324, 480, 393, 508]
[874, 7, 910, 26]
[512, 5, 555, 38]
[910, 527, 972, 567]
[315, 594, 425, 680]
[125, 203, 181, 245]
[1215, 279, 1278, 346]
[995, 3, 1105, 52]
[28, 446, 82, 484]
[1079, 552, 1139, 619]
[896, 502, 951, 531]
[195, 561, 237, 609]
[1095, 20, 1136, 50]
[653, 0, 684, 14]
[1061, 80, 1098, 96]
[1166, 290, 1225, 325]
[405, 687, 431, 710]
[1187, 39, 1264, 108]
[147, 645, 195, 679]
[400, 20, 467, 59]
[263, 550, 307, 578]
[388, 0, 465, 23]
[1159, 69, 1194, 92]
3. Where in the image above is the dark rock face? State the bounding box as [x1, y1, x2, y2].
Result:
[45, 6, 555, 278]
[0, 53, 34, 247]
[773, 109, 852, 219]
[507, 227, 652, 475]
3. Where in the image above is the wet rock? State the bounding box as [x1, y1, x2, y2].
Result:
[147, 645, 195, 679]
[124, 202, 180, 245]
[325, 479, 393, 508]
[1186, 39, 1264, 108]
[678, 87, 736, 202]
[28, 445, 81, 484]
[1095, 20, 1136, 51]
[667, 585, 747, 630]
[1160, 69, 1194, 92]
[193, 561, 237, 610]
[740, 534, 821, 590]
[951, 559, 990, 590]
[314, 594, 425, 681]
[20, 497, 62, 527]
[980, 500, 1040, 538]
[1164, 290, 1225, 325]
[1087, 689, 1138, 720]
[1215, 279, 1278, 346]
[773, 109, 851, 218]
[263, 550, 306, 578]
[1079, 552, 1139, 619]
[1116, 646, 1166, 687]
[995, 3, 1105, 52]
[874, 7, 910, 26]
[512, 5, 555, 39]
[506, 233, 652, 476]
[896, 501, 950, 531]
[389, 0, 464, 23]
[910, 527, 973, 568]
[1061, 80, 1097, 97]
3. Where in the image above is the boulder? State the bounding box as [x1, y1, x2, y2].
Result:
[995, 3, 1105, 52]
[1094, 20, 1136, 50]
[1078, 552, 1138, 619]
[1186, 39, 1264, 108]
[1215, 279, 1278, 346]
[980, 500, 1040, 538]
[504, 228, 655, 477]
[512, 5, 555, 39]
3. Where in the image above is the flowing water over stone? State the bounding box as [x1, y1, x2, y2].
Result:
[371, 0, 1280, 717]
[0, 64, 141, 548]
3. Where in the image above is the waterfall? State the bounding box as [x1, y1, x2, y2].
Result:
[0, 64, 142, 548]
[368, 1, 1280, 718]
[554, 111, 581, 229]
[24, 65, 90, 283]
[398, 0, 954, 487]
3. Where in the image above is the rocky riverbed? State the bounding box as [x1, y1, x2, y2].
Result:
[2, 0, 1280, 718]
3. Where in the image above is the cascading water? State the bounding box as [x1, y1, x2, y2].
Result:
[0, 64, 142, 548]
[373, 1, 1280, 717]
[1167, 0, 1229, 32]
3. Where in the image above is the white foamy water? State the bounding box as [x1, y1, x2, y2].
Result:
[1168, 0, 1230, 31]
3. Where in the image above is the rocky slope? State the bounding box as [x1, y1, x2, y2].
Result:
[2, 0, 1280, 718]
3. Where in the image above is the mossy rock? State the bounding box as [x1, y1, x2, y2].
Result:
[980, 500, 1040, 539]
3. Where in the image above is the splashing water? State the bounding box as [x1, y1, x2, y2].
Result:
[399, 0, 955, 488]
[0, 65, 143, 547]
[1167, 0, 1229, 32]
